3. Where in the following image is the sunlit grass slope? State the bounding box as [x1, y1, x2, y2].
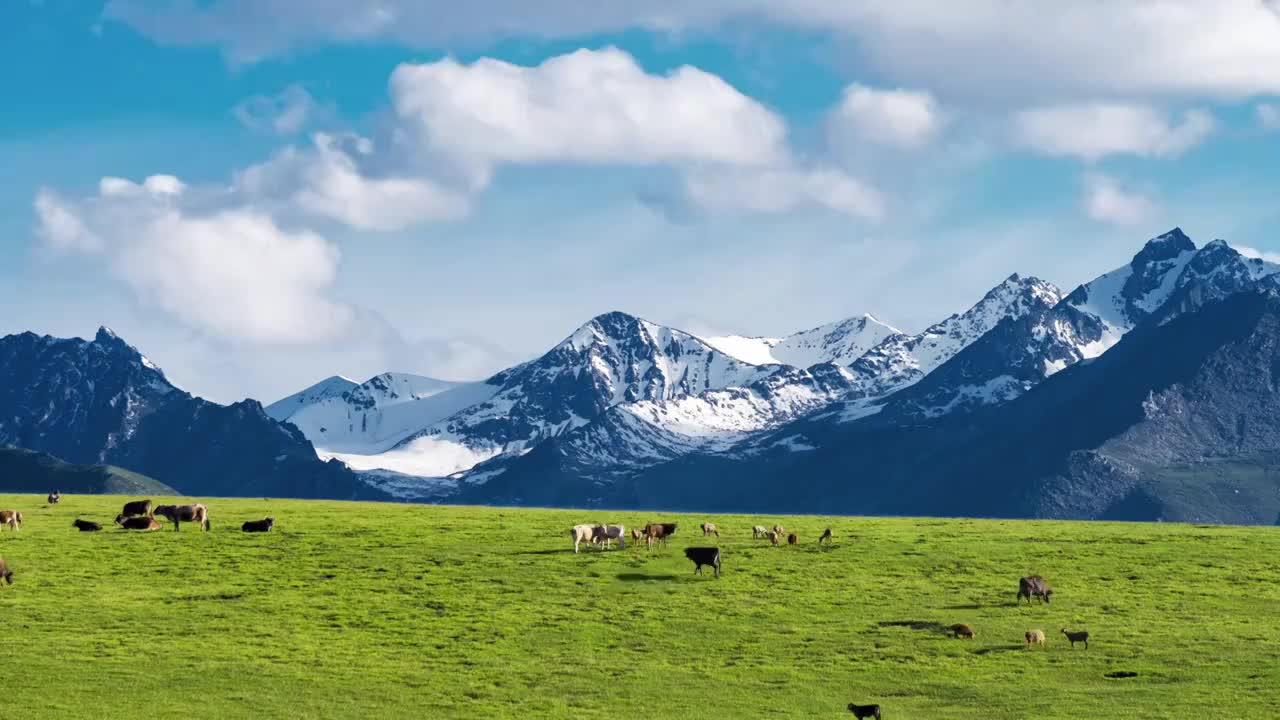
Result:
[1, 494, 1278, 718]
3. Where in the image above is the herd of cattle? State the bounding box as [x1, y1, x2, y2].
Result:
[570, 519, 1093, 717]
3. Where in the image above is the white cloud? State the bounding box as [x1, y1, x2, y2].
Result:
[388, 48, 788, 174]
[233, 84, 318, 134]
[1258, 103, 1280, 130]
[1236, 244, 1280, 264]
[683, 166, 885, 220]
[236, 133, 472, 231]
[1015, 103, 1214, 160]
[107, 1, 1280, 100]
[830, 84, 942, 149]
[1083, 174, 1158, 226]
[34, 178, 353, 345]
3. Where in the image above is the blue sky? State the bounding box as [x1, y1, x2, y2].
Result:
[4, 1, 1280, 403]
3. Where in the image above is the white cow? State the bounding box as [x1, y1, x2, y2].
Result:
[571, 524, 599, 553]
[593, 524, 626, 550]
[752, 525, 768, 539]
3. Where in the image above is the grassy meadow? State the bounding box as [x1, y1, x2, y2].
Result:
[1, 494, 1279, 718]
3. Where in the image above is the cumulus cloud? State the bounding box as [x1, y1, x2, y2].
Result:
[389, 48, 788, 174]
[106, 1, 1280, 101]
[233, 84, 319, 134]
[1258, 103, 1280, 130]
[235, 133, 472, 231]
[1015, 103, 1214, 161]
[1082, 174, 1158, 226]
[34, 177, 353, 344]
[829, 84, 942, 149]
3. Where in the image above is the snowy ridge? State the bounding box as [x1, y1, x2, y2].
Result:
[702, 314, 901, 367]
[264, 375, 359, 421]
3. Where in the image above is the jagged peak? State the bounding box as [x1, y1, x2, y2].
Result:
[1132, 227, 1196, 266]
[95, 326, 119, 342]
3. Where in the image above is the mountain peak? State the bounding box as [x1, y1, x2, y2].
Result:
[95, 326, 120, 343]
[1133, 228, 1196, 266]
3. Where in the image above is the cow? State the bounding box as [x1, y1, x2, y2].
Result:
[767, 530, 780, 546]
[72, 518, 102, 532]
[630, 527, 644, 546]
[47, 490, 60, 504]
[752, 525, 768, 539]
[643, 523, 677, 548]
[0, 510, 22, 532]
[153, 504, 210, 532]
[115, 514, 161, 531]
[819, 528, 833, 545]
[950, 623, 976, 639]
[120, 499, 152, 518]
[787, 533, 799, 545]
[700, 522, 719, 538]
[683, 547, 721, 578]
[593, 524, 626, 549]
[571, 524, 598, 553]
[847, 704, 881, 719]
[0, 556, 12, 586]
[242, 517, 274, 533]
[1017, 575, 1053, 604]
[772, 524, 785, 537]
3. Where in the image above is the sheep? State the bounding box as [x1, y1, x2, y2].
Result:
[772, 524, 785, 537]
[700, 522, 719, 538]
[950, 623, 976, 639]
[752, 525, 767, 539]
[1061, 628, 1089, 649]
[767, 530, 780, 546]
[1025, 629, 1046, 648]
[787, 533, 798, 545]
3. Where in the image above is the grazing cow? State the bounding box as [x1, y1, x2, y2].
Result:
[643, 523, 677, 548]
[593, 524, 626, 549]
[115, 514, 161, 531]
[72, 518, 102, 532]
[0, 556, 12, 586]
[0, 510, 22, 532]
[773, 524, 785, 537]
[700, 522, 719, 538]
[767, 530, 780, 546]
[752, 525, 768, 539]
[1017, 575, 1053, 604]
[630, 528, 644, 546]
[153, 504, 210, 532]
[787, 533, 799, 545]
[819, 528, 833, 545]
[847, 704, 881, 719]
[120, 499, 152, 518]
[1061, 628, 1090, 649]
[1025, 629, 1046, 648]
[950, 623, 976, 639]
[571, 524, 598, 553]
[47, 490, 60, 504]
[242, 517, 275, 533]
[683, 547, 721, 578]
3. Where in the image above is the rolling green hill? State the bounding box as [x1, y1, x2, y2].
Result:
[0, 447, 175, 495]
[0, 495, 1278, 718]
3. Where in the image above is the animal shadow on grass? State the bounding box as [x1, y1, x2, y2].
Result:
[877, 620, 948, 634]
[617, 573, 678, 582]
[942, 603, 985, 610]
[972, 645, 1024, 655]
[513, 548, 572, 556]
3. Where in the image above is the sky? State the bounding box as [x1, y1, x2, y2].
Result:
[4, 1, 1280, 404]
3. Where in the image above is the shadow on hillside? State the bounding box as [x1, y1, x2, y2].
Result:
[973, 645, 1025, 655]
[877, 620, 947, 633]
[617, 573, 678, 582]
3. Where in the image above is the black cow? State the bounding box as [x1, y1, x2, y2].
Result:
[848, 704, 881, 719]
[47, 490, 60, 504]
[120, 499, 152, 518]
[684, 547, 721, 578]
[242, 517, 274, 533]
[1018, 575, 1053, 604]
[72, 518, 102, 532]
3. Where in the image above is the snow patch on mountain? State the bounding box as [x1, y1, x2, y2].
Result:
[702, 314, 901, 367]
[265, 375, 359, 421]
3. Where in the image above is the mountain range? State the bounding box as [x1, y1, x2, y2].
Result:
[5, 228, 1280, 523]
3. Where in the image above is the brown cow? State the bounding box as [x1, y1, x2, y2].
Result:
[950, 623, 976, 639]
[0, 556, 12, 586]
[154, 504, 210, 532]
[0, 510, 22, 532]
[643, 523, 677, 549]
[767, 530, 780, 546]
[1018, 575, 1053, 604]
[787, 533, 799, 545]
[115, 514, 161, 531]
[630, 528, 644, 546]
[120, 499, 152, 518]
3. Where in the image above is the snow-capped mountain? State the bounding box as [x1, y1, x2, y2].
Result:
[270, 371, 493, 455]
[265, 375, 359, 421]
[702, 314, 903, 367]
[0, 327, 376, 500]
[310, 311, 776, 491]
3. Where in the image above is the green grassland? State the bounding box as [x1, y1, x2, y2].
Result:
[1, 494, 1279, 718]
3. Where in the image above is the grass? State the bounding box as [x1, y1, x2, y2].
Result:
[1, 495, 1279, 718]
